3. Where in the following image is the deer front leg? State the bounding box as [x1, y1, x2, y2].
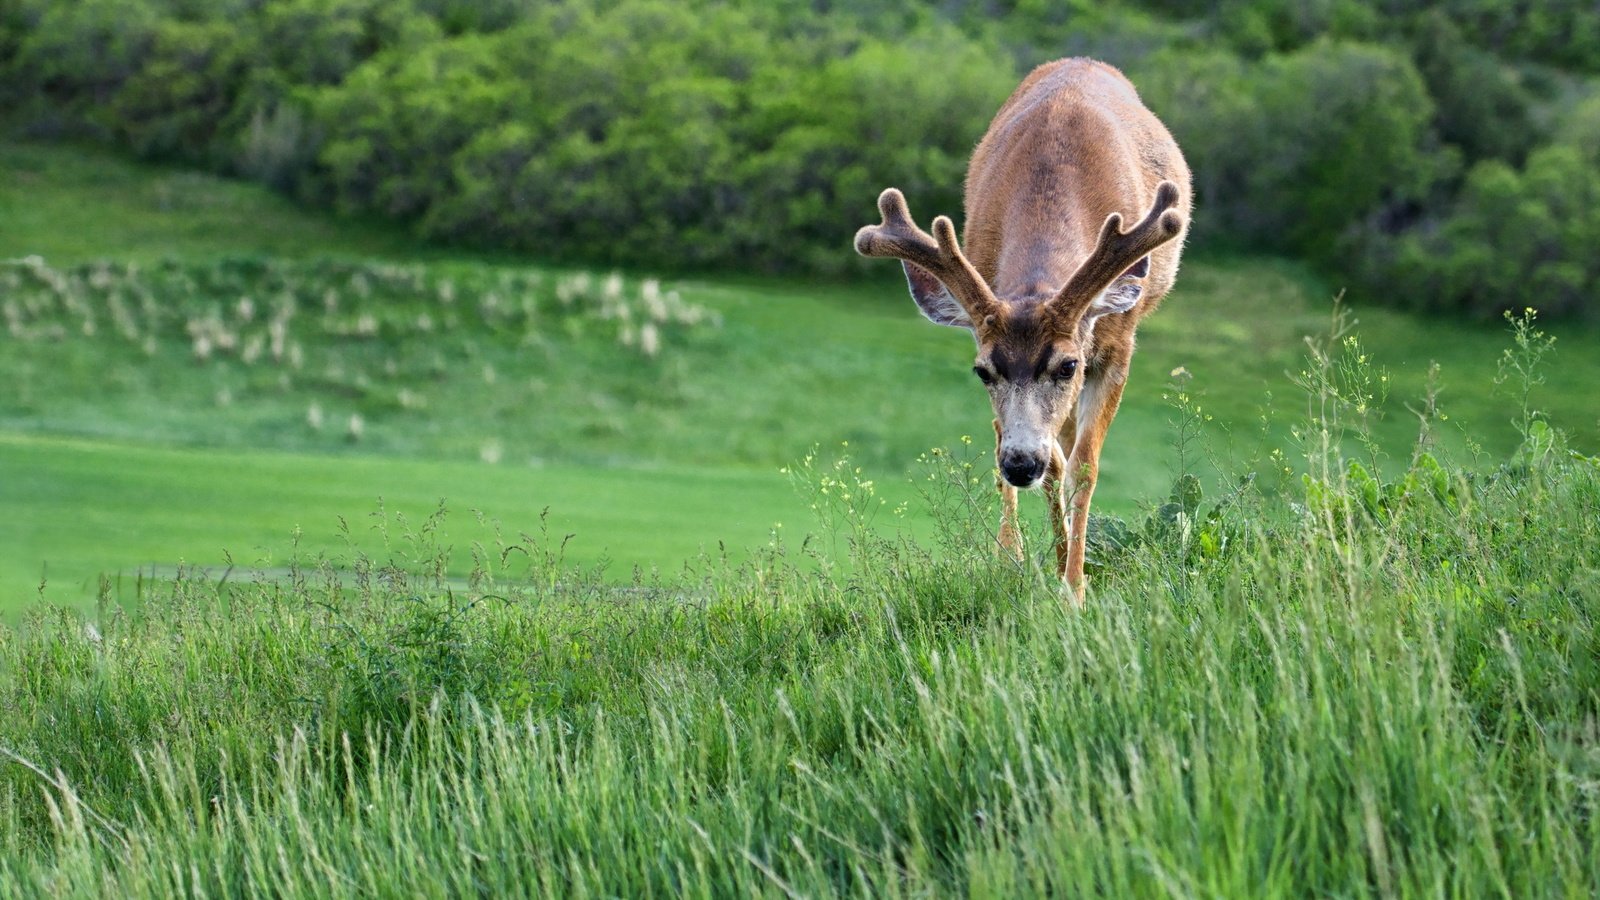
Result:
[1043, 440, 1069, 574]
[1059, 371, 1128, 606]
[1043, 410, 1077, 578]
[994, 419, 1023, 562]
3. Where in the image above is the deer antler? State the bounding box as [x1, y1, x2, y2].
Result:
[1046, 180, 1184, 324]
[855, 188, 999, 323]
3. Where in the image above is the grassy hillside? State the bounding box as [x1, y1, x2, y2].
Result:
[3, 123, 1600, 895]
[0, 140, 430, 263]
[2, 138, 1598, 611]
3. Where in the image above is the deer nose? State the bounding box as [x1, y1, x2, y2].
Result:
[1000, 451, 1046, 487]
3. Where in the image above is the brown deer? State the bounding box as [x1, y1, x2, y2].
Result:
[855, 58, 1191, 604]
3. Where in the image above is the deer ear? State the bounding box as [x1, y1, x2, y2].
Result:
[1085, 255, 1149, 323]
[903, 262, 973, 329]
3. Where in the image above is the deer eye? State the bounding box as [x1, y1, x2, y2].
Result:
[1054, 359, 1079, 381]
[973, 365, 996, 386]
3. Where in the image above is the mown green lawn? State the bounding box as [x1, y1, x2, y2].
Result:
[0, 431, 827, 610]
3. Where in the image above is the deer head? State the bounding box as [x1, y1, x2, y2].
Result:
[856, 182, 1184, 488]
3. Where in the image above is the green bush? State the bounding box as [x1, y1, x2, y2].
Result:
[4, 0, 1599, 313]
[6, 0, 162, 128]
[1431, 0, 1600, 72]
[309, 31, 520, 220]
[1557, 93, 1600, 165]
[320, 4, 1013, 272]
[1137, 40, 1443, 261]
[1406, 9, 1540, 165]
[728, 27, 1016, 272]
[1385, 144, 1600, 320]
[253, 0, 441, 88]
[108, 20, 246, 161]
[1166, 0, 1600, 73]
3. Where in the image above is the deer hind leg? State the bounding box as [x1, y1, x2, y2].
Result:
[994, 418, 1023, 562]
[1059, 371, 1128, 606]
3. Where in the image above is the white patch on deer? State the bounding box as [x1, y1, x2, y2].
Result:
[1070, 371, 1121, 457]
[1079, 256, 1149, 340]
[995, 383, 1057, 481]
[903, 262, 973, 329]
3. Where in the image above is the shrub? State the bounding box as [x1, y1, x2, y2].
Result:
[1557, 93, 1600, 165]
[7, 0, 163, 125]
[729, 27, 1016, 272]
[233, 101, 318, 193]
[1161, 0, 1600, 73]
[4, 0, 1597, 316]
[1406, 9, 1540, 165]
[1137, 40, 1443, 260]
[308, 31, 520, 220]
[397, 3, 764, 266]
[108, 20, 247, 161]
[253, 0, 441, 89]
[1384, 144, 1600, 320]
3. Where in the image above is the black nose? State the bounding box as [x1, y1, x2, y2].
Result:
[1000, 452, 1045, 487]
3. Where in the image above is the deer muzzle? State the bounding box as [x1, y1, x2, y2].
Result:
[995, 388, 1057, 488]
[999, 449, 1047, 488]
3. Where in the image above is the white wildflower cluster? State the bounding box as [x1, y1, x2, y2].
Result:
[551, 272, 720, 357]
[0, 258, 723, 450]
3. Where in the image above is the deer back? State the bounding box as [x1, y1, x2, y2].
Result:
[962, 59, 1191, 351]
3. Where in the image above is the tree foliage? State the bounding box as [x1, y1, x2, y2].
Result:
[2, 0, 1596, 316]
[1387, 145, 1600, 320]
[1135, 40, 1443, 261]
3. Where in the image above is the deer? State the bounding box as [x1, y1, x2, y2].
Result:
[854, 58, 1191, 605]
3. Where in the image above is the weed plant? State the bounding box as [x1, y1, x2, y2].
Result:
[0, 316, 1597, 896]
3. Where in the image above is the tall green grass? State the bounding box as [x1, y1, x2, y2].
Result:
[3, 320, 1596, 896]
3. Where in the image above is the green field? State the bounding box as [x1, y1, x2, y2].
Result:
[5, 139, 1597, 610]
[4, 136, 1600, 895]
[4, 394, 1597, 895]
[0, 431, 822, 598]
[7, 0, 1600, 888]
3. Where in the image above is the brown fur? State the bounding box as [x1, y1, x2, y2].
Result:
[856, 58, 1192, 605]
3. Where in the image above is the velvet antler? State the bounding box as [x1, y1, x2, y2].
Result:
[855, 188, 999, 324]
[1045, 180, 1184, 325]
